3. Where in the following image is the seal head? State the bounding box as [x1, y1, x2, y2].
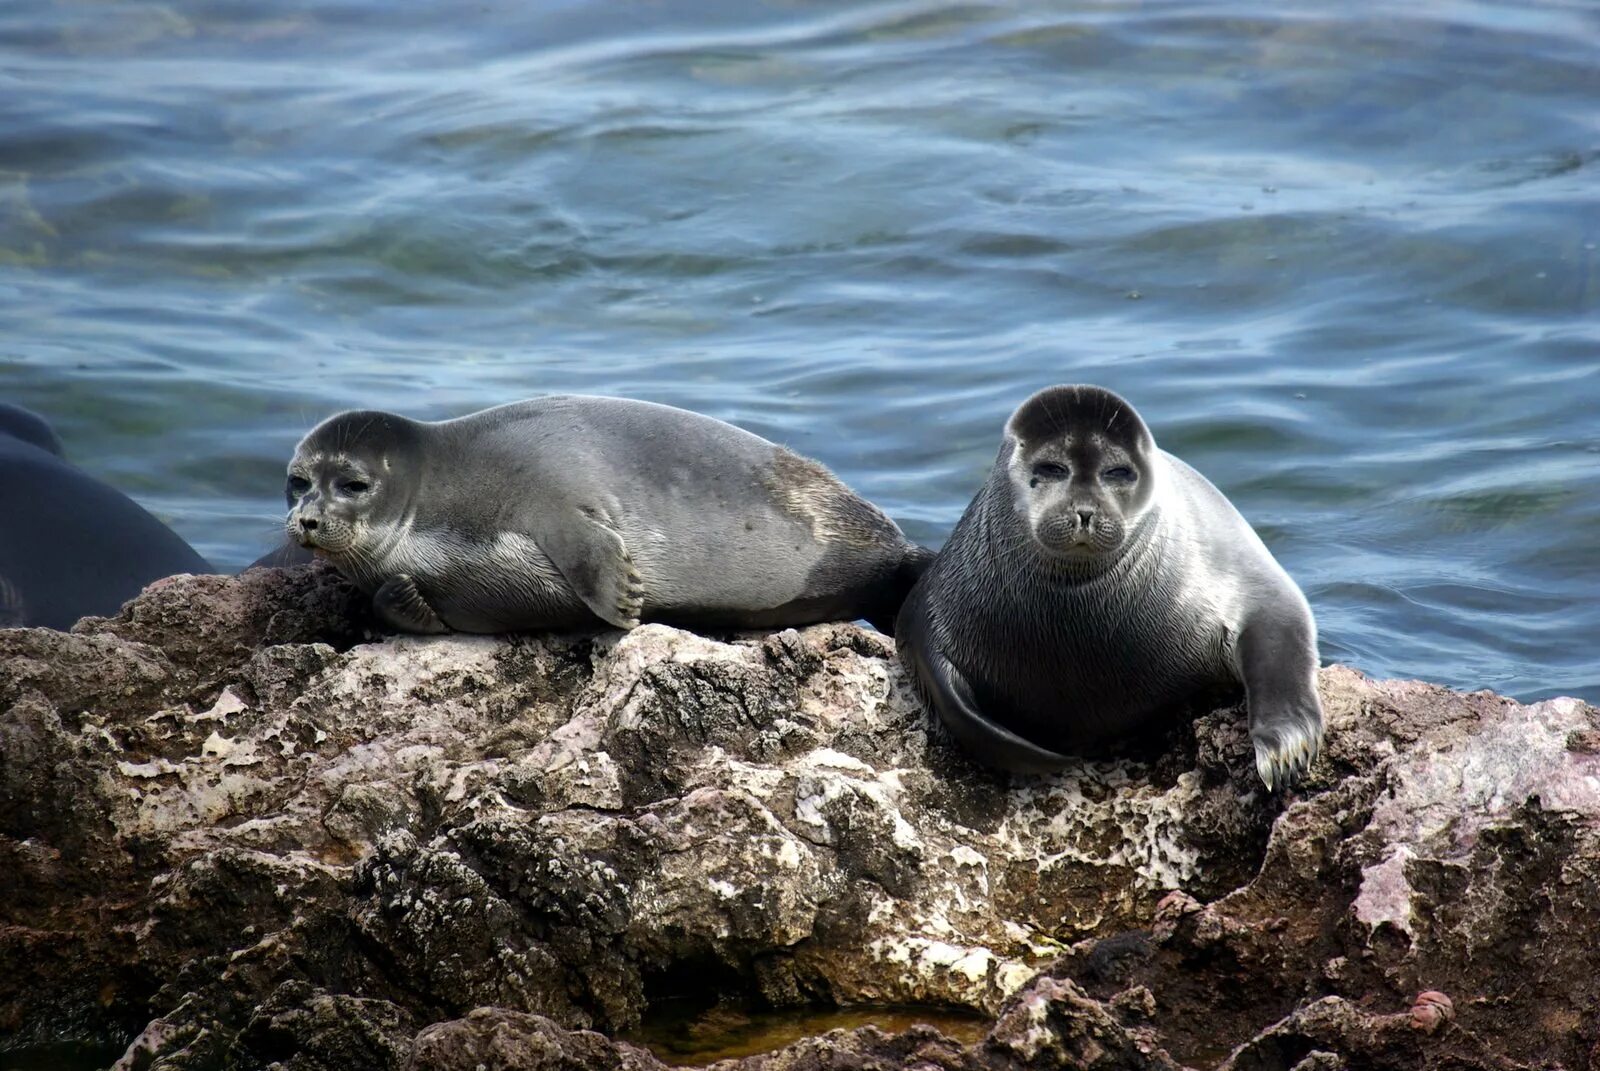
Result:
[285, 411, 420, 562]
[0, 404, 210, 629]
[1003, 385, 1155, 566]
[0, 402, 66, 458]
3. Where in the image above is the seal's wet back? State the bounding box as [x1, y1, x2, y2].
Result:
[0, 403, 210, 629]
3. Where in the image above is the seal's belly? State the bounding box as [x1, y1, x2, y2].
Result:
[964, 608, 1234, 751]
[420, 541, 591, 633]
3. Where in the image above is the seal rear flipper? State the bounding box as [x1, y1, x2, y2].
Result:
[925, 651, 1075, 775]
[899, 603, 1072, 775]
[372, 574, 449, 635]
[864, 545, 937, 636]
[539, 508, 645, 631]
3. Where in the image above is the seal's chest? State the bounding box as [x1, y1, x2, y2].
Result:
[970, 584, 1229, 743]
[1028, 596, 1219, 682]
[383, 528, 588, 630]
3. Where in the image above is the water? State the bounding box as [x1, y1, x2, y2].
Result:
[1, 0, 1595, 702]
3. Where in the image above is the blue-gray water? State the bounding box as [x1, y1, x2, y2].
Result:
[2, 0, 1596, 703]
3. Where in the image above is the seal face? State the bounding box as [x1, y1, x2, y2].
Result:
[285, 411, 417, 565]
[284, 396, 931, 637]
[1003, 385, 1156, 567]
[0, 404, 211, 629]
[897, 385, 1323, 790]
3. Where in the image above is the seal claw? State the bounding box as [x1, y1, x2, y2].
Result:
[1252, 719, 1322, 792]
[372, 573, 449, 635]
[613, 561, 646, 630]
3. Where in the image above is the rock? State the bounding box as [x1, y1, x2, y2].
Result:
[1407, 991, 1453, 1035]
[1, 566, 1596, 1069]
[984, 974, 1179, 1069]
[409, 1009, 664, 1071]
[407, 1009, 987, 1071]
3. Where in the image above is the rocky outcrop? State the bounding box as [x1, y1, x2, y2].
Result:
[1, 565, 1596, 1069]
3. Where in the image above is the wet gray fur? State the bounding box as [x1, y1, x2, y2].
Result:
[896, 385, 1322, 790]
[286, 395, 931, 635]
[0, 402, 211, 629]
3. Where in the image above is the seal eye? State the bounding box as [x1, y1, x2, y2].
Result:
[340, 479, 370, 495]
[287, 475, 311, 496]
[1031, 462, 1069, 482]
[1102, 466, 1136, 483]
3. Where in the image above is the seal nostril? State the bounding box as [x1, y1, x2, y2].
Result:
[1078, 510, 1094, 526]
[301, 518, 319, 531]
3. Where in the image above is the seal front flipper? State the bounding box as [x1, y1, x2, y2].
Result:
[538, 507, 646, 630]
[1236, 606, 1324, 791]
[372, 574, 449, 635]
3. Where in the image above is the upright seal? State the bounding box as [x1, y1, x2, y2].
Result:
[284, 395, 931, 635]
[896, 385, 1323, 790]
[0, 402, 211, 629]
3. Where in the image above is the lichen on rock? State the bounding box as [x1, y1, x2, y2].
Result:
[2, 564, 1597, 1069]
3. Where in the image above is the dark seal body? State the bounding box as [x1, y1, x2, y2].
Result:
[286, 395, 930, 635]
[897, 386, 1323, 790]
[0, 403, 211, 629]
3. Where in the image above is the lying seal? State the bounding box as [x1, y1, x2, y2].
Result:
[896, 385, 1323, 790]
[0, 402, 65, 458]
[246, 538, 314, 571]
[0, 403, 211, 629]
[285, 395, 931, 635]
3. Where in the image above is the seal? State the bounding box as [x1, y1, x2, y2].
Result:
[284, 395, 932, 636]
[0, 403, 211, 629]
[896, 385, 1323, 790]
[0, 402, 65, 458]
[246, 538, 315, 571]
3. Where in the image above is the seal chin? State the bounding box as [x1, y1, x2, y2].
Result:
[1037, 540, 1120, 565]
[313, 532, 357, 556]
[1032, 518, 1124, 559]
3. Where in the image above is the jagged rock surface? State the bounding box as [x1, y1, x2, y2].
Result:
[1, 565, 1596, 1070]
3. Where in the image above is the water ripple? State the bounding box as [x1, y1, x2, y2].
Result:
[2, 0, 1595, 701]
